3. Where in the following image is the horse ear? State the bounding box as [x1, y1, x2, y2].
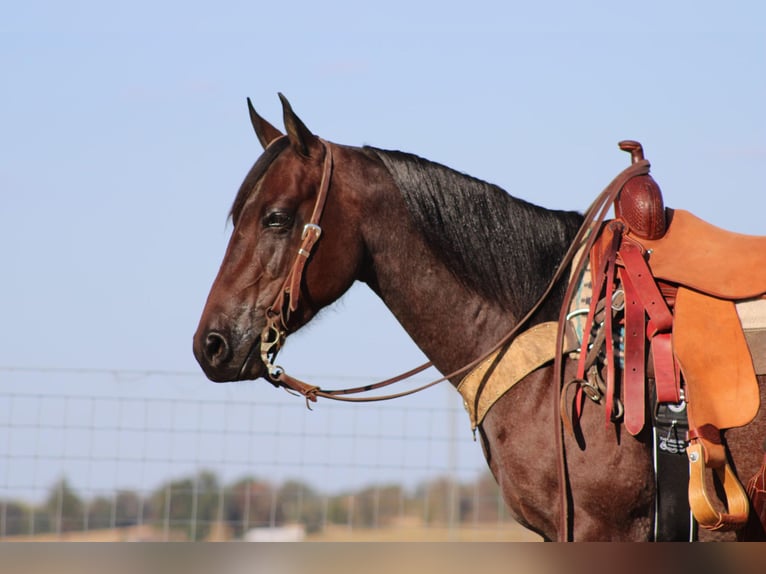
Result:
[278, 93, 317, 158]
[248, 98, 283, 149]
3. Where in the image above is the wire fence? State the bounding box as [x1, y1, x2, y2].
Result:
[0, 367, 532, 541]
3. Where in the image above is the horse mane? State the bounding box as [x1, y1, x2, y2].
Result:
[364, 147, 584, 317]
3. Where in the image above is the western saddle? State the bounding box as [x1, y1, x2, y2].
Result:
[567, 140, 766, 535]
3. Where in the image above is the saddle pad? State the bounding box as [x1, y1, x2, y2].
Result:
[457, 321, 578, 430]
[638, 209, 766, 300]
[673, 287, 760, 430]
[738, 297, 766, 374]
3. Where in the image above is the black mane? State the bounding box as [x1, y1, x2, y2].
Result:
[365, 147, 584, 317]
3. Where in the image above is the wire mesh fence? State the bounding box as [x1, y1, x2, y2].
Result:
[0, 367, 534, 541]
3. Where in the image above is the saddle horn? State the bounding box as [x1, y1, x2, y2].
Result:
[615, 140, 667, 240]
[619, 140, 645, 164]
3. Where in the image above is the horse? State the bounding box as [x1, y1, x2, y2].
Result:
[193, 94, 766, 541]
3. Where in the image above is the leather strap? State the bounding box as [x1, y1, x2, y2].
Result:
[271, 137, 334, 318]
[618, 238, 673, 334]
[620, 267, 646, 435]
[603, 238, 618, 425]
[652, 333, 680, 404]
[621, 242, 679, 404]
[563, 231, 616, 428]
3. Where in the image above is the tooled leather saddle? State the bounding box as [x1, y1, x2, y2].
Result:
[566, 140, 766, 536]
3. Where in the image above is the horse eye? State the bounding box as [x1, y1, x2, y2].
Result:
[263, 210, 294, 229]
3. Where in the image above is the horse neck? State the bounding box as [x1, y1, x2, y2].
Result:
[366, 229, 512, 383]
[342, 153, 525, 383]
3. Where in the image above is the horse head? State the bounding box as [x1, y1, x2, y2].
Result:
[193, 95, 364, 383]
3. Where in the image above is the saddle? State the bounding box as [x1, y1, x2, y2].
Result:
[573, 141, 766, 534]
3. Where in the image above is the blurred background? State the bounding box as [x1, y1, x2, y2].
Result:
[1, 1, 763, 541]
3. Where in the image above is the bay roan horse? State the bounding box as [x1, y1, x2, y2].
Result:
[193, 94, 766, 541]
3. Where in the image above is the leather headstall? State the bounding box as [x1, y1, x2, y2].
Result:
[259, 137, 333, 391]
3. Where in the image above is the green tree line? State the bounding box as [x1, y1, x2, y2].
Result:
[0, 471, 509, 540]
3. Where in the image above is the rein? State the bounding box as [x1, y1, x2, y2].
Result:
[258, 137, 651, 411]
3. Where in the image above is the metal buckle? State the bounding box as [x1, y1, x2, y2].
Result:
[302, 223, 322, 239]
[581, 380, 602, 403]
[611, 288, 625, 311]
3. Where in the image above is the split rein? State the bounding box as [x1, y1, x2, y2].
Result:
[258, 136, 651, 407]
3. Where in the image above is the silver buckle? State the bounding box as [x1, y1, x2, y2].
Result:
[302, 223, 322, 239]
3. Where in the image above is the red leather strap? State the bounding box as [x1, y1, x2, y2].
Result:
[652, 332, 680, 403]
[618, 238, 674, 335]
[618, 236, 680, 405]
[568, 227, 623, 422]
[572, 255, 607, 418]
[619, 268, 646, 435]
[603, 243, 618, 425]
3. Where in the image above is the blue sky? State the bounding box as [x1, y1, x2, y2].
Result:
[1, 1, 764, 500]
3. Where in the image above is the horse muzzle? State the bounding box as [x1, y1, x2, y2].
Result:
[192, 326, 265, 383]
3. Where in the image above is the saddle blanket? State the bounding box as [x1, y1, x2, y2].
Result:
[737, 297, 766, 374]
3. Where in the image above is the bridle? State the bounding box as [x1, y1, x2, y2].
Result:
[255, 136, 651, 411]
[257, 136, 332, 387]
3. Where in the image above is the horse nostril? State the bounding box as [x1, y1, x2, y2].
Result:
[204, 331, 231, 366]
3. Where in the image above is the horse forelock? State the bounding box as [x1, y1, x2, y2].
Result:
[229, 137, 291, 224]
[364, 147, 583, 316]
